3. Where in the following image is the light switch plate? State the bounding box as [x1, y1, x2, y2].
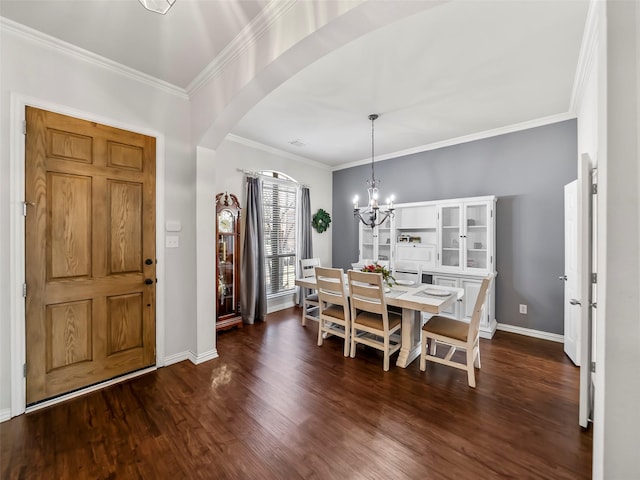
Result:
[166, 235, 179, 248]
[165, 220, 182, 232]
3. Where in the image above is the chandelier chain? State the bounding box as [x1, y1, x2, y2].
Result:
[353, 113, 394, 229]
[369, 113, 378, 187]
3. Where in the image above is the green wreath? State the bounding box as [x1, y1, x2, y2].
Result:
[312, 208, 331, 233]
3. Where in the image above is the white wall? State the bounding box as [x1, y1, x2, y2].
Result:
[596, 1, 640, 478]
[0, 27, 196, 415]
[574, 2, 640, 477]
[573, 1, 601, 472]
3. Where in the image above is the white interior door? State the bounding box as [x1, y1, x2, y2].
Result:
[564, 180, 580, 365]
[578, 154, 594, 429]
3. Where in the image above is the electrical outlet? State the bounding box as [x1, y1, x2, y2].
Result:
[165, 235, 179, 248]
[519, 304, 528, 314]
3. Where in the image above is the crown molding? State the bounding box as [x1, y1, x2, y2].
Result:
[186, 0, 298, 96]
[332, 112, 577, 171]
[0, 17, 188, 100]
[226, 134, 330, 170]
[569, 0, 599, 113]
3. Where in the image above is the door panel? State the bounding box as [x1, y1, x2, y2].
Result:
[47, 173, 92, 279]
[107, 293, 143, 355]
[438, 205, 461, 268]
[461, 279, 481, 322]
[564, 180, 580, 365]
[25, 106, 156, 405]
[108, 180, 143, 274]
[46, 300, 93, 370]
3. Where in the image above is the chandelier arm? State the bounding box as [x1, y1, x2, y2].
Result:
[374, 211, 389, 228]
[354, 206, 394, 229]
[354, 210, 369, 227]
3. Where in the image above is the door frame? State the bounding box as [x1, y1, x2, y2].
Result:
[9, 93, 166, 418]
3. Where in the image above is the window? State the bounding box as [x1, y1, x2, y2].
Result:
[261, 171, 298, 296]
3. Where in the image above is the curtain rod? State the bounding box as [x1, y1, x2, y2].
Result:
[237, 169, 310, 189]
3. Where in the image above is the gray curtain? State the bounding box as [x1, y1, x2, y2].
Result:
[298, 186, 313, 306]
[241, 176, 266, 323]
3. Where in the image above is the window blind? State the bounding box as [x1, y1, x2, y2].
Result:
[262, 179, 297, 295]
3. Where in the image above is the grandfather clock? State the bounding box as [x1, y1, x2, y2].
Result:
[215, 192, 242, 330]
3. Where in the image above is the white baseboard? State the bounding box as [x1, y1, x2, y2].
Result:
[190, 349, 218, 365]
[165, 348, 218, 366]
[164, 351, 193, 366]
[496, 323, 564, 343]
[0, 408, 11, 423]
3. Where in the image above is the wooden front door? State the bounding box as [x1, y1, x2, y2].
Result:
[25, 107, 156, 405]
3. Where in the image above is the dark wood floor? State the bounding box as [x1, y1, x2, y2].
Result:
[1, 307, 592, 479]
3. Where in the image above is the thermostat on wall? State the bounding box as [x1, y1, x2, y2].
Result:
[165, 220, 182, 232]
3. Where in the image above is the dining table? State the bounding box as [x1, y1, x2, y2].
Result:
[295, 275, 464, 368]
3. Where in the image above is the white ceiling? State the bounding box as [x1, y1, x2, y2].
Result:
[0, 0, 589, 168]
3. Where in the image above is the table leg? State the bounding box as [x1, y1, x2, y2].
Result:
[396, 308, 422, 368]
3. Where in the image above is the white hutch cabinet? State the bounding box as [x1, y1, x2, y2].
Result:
[355, 195, 497, 338]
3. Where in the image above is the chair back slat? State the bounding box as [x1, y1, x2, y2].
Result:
[300, 258, 321, 279]
[347, 270, 386, 316]
[315, 267, 348, 308]
[468, 274, 495, 340]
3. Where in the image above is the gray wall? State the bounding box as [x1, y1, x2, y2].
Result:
[332, 120, 577, 334]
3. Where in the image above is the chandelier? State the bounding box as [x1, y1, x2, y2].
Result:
[353, 114, 395, 229]
[139, 0, 175, 14]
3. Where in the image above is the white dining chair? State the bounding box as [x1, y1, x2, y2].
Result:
[347, 269, 402, 371]
[392, 264, 423, 286]
[299, 257, 321, 326]
[315, 266, 350, 356]
[419, 273, 494, 387]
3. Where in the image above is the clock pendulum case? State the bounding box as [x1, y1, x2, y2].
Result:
[215, 192, 243, 330]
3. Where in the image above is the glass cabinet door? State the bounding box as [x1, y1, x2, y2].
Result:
[377, 216, 392, 262]
[217, 234, 236, 316]
[439, 205, 461, 268]
[464, 203, 489, 271]
[359, 224, 375, 261]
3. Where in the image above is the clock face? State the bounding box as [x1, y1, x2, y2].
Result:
[218, 210, 234, 233]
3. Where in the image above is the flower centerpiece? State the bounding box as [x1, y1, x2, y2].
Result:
[361, 263, 395, 287]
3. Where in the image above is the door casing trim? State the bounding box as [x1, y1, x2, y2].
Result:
[9, 93, 166, 417]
